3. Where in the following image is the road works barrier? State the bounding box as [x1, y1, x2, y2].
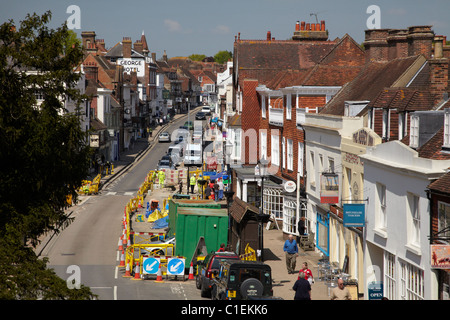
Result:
[240, 244, 257, 261]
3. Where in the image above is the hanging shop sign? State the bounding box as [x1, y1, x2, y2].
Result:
[320, 173, 339, 204]
[431, 244, 450, 269]
[284, 181, 296, 193]
[343, 203, 366, 227]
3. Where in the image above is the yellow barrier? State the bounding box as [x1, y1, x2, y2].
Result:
[240, 244, 256, 261]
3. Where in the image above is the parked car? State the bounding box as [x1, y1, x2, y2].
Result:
[141, 236, 175, 256]
[161, 154, 179, 167]
[196, 251, 240, 298]
[158, 132, 171, 143]
[211, 261, 273, 300]
[157, 158, 176, 170]
[195, 111, 206, 120]
[201, 106, 212, 116]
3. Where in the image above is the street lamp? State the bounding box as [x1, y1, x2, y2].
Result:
[224, 141, 235, 247]
[257, 156, 269, 261]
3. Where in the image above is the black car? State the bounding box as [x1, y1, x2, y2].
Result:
[196, 251, 240, 298]
[195, 111, 206, 120]
[211, 261, 273, 300]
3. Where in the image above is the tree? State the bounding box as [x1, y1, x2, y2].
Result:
[214, 50, 232, 64]
[188, 53, 206, 61]
[0, 12, 94, 299]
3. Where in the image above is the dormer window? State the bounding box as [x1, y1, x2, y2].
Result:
[410, 115, 419, 148]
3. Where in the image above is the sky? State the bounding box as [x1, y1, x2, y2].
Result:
[2, 0, 450, 59]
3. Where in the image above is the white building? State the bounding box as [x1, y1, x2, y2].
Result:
[361, 140, 450, 300]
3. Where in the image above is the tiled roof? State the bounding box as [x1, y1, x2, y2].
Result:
[236, 34, 365, 90]
[427, 170, 450, 193]
[417, 126, 450, 160]
[321, 56, 421, 115]
[368, 88, 435, 112]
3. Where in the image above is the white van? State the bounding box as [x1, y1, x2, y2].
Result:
[167, 144, 184, 165]
[184, 143, 202, 166]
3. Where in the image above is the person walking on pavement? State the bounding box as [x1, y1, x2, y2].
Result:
[218, 178, 224, 200]
[283, 234, 298, 274]
[298, 262, 314, 285]
[330, 278, 352, 300]
[213, 180, 219, 202]
[204, 182, 211, 199]
[190, 174, 197, 194]
[293, 271, 311, 300]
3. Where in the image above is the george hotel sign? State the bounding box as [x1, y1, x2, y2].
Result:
[117, 58, 145, 77]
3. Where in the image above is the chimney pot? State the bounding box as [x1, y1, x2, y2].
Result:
[295, 21, 300, 32]
[301, 21, 305, 31]
[434, 35, 444, 59]
[306, 23, 310, 31]
[267, 31, 271, 41]
[321, 20, 325, 31]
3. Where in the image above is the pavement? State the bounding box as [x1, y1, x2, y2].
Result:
[90, 108, 332, 301]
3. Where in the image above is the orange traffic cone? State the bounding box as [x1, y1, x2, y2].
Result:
[123, 261, 132, 278]
[118, 236, 123, 251]
[132, 262, 142, 280]
[155, 264, 164, 283]
[118, 250, 125, 267]
[188, 262, 194, 280]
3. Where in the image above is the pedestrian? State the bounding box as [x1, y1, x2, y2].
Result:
[293, 271, 311, 300]
[204, 182, 211, 199]
[296, 216, 306, 244]
[330, 278, 352, 300]
[298, 262, 314, 285]
[158, 170, 165, 188]
[218, 178, 224, 200]
[217, 243, 226, 252]
[283, 234, 298, 274]
[178, 179, 183, 194]
[190, 173, 197, 194]
[213, 180, 219, 202]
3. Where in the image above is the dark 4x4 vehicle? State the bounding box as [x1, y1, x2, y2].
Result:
[211, 261, 273, 300]
[196, 251, 240, 298]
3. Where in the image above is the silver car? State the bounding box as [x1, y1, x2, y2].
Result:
[158, 132, 171, 143]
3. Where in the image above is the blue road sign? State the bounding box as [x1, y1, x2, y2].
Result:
[167, 258, 185, 275]
[143, 257, 160, 274]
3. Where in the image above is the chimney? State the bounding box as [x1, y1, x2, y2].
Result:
[134, 40, 143, 54]
[267, 31, 271, 41]
[122, 37, 132, 58]
[295, 21, 300, 32]
[434, 35, 444, 59]
[81, 31, 96, 56]
[84, 61, 98, 82]
[407, 25, 434, 59]
[363, 29, 389, 63]
[293, 21, 328, 41]
[429, 35, 448, 106]
[151, 52, 156, 63]
[387, 29, 408, 60]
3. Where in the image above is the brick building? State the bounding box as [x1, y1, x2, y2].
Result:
[230, 20, 365, 233]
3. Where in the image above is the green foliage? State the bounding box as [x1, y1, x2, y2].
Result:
[0, 11, 94, 299]
[188, 53, 206, 61]
[213, 50, 232, 64]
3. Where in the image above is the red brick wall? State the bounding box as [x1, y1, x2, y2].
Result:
[242, 79, 261, 165]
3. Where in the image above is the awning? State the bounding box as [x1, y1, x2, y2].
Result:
[229, 197, 270, 223]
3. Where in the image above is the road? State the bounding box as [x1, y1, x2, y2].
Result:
[38, 107, 207, 300]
